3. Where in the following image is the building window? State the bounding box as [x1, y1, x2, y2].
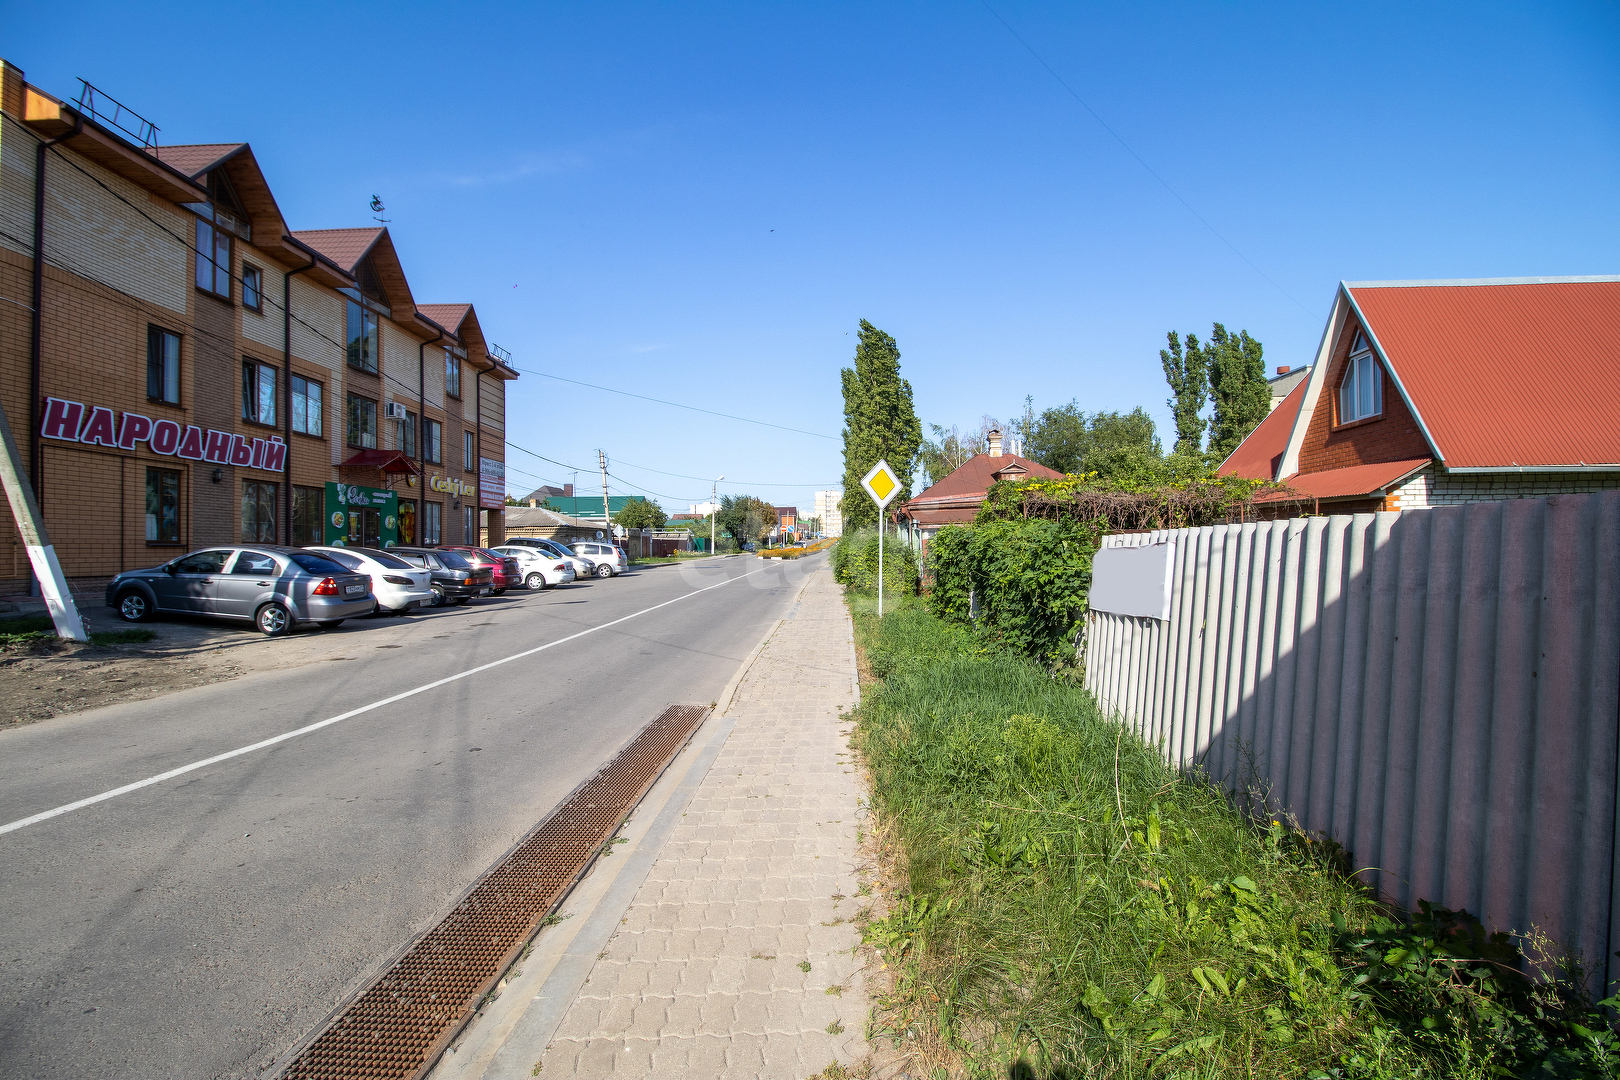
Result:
[292, 485, 324, 545]
[400, 409, 418, 459]
[423, 502, 442, 545]
[1339, 331, 1383, 424]
[292, 375, 323, 436]
[463, 430, 475, 470]
[242, 481, 277, 542]
[147, 326, 180, 404]
[346, 301, 378, 373]
[242, 359, 277, 426]
[423, 418, 442, 464]
[145, 467, 180, 543]
[464, 506, 476, 543]
[347, 394, 378, 448]
[194, 215, 232, 298]
[242, 265, 263, 312]
[445, 347, 461, 399]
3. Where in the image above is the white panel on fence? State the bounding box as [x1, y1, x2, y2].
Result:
[1088, 541, 1176, 620]
[1083, 493, 1620, 995]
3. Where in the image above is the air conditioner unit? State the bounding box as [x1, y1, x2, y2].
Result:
[383, 403, 410, 421]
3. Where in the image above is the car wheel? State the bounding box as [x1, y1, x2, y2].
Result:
[595, 564, 613, 578]
[116, 589, 152, 623]
[256, 602, 292, 636]
[317, 619, 345, 629]
[429, 584, 446, 607]
[525, 573, 545, 591]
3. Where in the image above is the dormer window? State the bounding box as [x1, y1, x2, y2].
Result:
[1339, 330, 1383, 423]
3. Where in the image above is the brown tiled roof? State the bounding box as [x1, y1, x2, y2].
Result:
[1218, 378, 1308, 480]
[291, 228, 384, 274]
[1345, 278, 1620, 468]
[417, 304, 471, 334]
[904, 452, 1064, 512]
[145, 143, 245, 178]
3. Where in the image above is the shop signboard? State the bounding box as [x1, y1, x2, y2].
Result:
[325, 482, 399, 548]
[479, 457, 505, 509]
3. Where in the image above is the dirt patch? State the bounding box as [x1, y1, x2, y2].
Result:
[1, 640, 248, 728]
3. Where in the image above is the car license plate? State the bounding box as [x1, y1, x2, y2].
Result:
[344, 584, 364, 596]
[479, 587, 491, 596]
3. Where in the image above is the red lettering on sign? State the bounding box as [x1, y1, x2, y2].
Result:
[80, 406, 118, 448]
[261, 438, 286, 472]
[228, 434, 254, 466]
[117, 413, 153, 450]
[204, 429, 231, 463]
[151, 419, 181, 455]
[177, 425, 205, 460]
[39, 398, 84, 441]
[251, 439, 266, 469]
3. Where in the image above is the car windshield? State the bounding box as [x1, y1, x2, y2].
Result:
[352, 548, 412, 569]
[287, 552, 350, 575]
[436, 551, 472, 570]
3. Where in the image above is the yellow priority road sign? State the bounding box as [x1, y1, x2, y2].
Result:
[861, 459, 901, 509]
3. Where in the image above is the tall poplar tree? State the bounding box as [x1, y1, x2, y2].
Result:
[1205, 323, 1269, 462]
[1160, 330, 1207, 457]
[839, 320, 922, 531]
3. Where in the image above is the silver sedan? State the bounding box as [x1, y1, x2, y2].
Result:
[106, 546, 376, 635]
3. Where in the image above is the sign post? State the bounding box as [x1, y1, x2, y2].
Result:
[859, 459, 901, 618]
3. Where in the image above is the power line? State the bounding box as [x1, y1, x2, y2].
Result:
[514, 367, 837, 440]
[979, 1, 1310, 315]
[611, 455, 835, 488]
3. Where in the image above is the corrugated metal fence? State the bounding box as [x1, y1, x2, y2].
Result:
[1084, 492, 1620, 988]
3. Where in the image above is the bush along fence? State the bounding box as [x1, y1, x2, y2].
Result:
[832, 528, 917, 595]
[1084, 492, 1620, 998]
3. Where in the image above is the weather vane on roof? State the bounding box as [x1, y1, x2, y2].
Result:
[370, 195, 389, 225]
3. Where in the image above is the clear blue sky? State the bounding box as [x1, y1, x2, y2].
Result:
[12, 2, 1618, 510]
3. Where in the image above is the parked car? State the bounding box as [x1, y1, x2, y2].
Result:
[500, 536, 597, 579]
[106, 546, 374, 635]
[435, 545, 521, 595]
[491, 545, 576, 590]
[307, 546, 434, 615]
[391, 546, 493, 606]
[570, 540, 627, 577]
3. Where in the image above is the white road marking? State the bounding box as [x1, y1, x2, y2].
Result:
[0, 567, 768, 837]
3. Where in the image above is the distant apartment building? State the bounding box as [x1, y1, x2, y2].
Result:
[0, 61, 516, 587]
[687, 500, 718, 517]
[813, 489, 842, 536]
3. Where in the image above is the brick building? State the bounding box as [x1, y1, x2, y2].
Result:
[1219, 277, 1620, 512]
[0, 61, 516, 589]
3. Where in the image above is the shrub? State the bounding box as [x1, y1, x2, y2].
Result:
[833, 528, 917, 595]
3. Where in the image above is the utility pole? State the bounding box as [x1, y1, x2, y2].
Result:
[711, 475, 724, 554]
[0, 393, 86, 640]
[599, 450, 610, 536]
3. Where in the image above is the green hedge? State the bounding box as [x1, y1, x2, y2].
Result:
[927, 517, 1099, 666]
[832, 528, 917, 595]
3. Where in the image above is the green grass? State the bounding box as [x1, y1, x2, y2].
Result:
[0, 614, 155, 647]
[846, 589, 1616, 1079]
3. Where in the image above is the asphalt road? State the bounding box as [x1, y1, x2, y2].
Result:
[0, 552, 821, 1079]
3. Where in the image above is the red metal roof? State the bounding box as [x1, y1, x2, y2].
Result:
[1280, 459, 1431, 500]
[905, 452, 1063, 507]
[1348, 279, 1620, 468]
[146, 143, 245, 178]
[1218, 378, 1308, 480]
[341, 449, 420, 475]
[417, 304, 471, 335]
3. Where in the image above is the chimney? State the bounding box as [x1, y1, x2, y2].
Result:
[1276, 366, 1291, 375]
[529, 498, 538, 508]
[987, 427, 1003, 458]
[563, 483, 573, 497]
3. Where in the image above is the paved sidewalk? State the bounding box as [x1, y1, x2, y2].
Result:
[540, 561, 869, 1078]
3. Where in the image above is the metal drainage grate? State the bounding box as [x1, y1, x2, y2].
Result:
[277, 703, 712, 1080]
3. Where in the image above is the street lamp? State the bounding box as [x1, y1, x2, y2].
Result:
[712, 476, 723, 554]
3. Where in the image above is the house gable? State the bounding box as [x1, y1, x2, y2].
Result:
[1296, 310, 1432, 475]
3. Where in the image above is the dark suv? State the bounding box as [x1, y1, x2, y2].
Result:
[391, 547, 493, 606]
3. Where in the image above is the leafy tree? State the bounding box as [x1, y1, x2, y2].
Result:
[716, 494, 775, 546]
[1160, 330, 1208, 456]
[801, 515, 823, 535]
[612, 497, 667, 530]
[919, 415, 1001, 486]
[1205, 323, 1269, 462]
[840, 320, 922, 530]
[1024, 402, 1165, 483]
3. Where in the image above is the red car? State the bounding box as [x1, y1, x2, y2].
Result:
[435, 546, 521, 595]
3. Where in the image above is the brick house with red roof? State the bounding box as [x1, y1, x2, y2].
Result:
[899, 428, 1063, 569]
[1219, 276, 1620, 512]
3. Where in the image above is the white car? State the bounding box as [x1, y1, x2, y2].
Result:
[570, 541, 627, 577]
[492, 545, 577, 590]
[306, 545, 434, 614]
[502, 537, 596, 580]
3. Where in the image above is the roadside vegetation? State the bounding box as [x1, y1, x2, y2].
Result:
[0, 614, 155, 648]
[756, 537, 835, 559]
[845, 588, 1619, 1079]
